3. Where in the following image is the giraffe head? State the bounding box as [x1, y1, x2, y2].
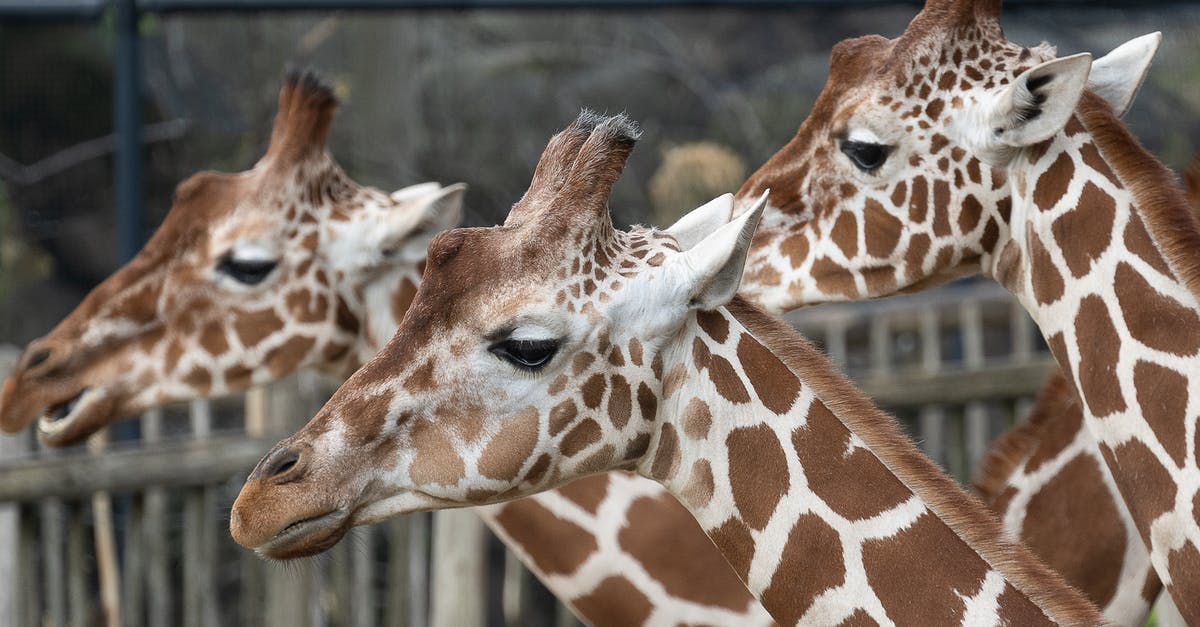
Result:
[0, 71, 465, 446]
[735, 0, 1160, 312]
[229, 111, 766, 559]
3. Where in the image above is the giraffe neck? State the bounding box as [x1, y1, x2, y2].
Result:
[635, 298, 1102, 626]
[330, 264, 422, 378]
[991, 93, 1200, 620]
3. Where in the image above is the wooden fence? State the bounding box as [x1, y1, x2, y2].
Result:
[0, 279, 1055, 626]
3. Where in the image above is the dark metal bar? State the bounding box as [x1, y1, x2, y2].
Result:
[114, 0, 144, 264]
[0, 0, 105, 19]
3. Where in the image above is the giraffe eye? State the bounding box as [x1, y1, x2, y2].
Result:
[489, 338, 559, 371]
[840, 140, 892, 173]
[217, 255, 278, 285]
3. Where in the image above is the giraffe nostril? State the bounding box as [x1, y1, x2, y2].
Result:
[26, 349, 51, 370]
[261, 447, 306, 482]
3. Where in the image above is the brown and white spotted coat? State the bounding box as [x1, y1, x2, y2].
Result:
[0, 74, 773, 627]
[731, 0, 1200, 621]
[230, 112, 1107, 626]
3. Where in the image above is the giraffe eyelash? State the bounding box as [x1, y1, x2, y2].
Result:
[488, 338, 559, 372]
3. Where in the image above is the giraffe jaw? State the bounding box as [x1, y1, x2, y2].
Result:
[254, 508, 351, 560]
[37, 387, 109, 445]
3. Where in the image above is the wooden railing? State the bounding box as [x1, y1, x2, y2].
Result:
[0, 279, 1056, 625]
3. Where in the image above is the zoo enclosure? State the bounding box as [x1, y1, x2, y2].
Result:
[1, 1, 1197, 626]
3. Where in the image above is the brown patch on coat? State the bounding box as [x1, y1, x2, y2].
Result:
[618, 494, 757, 612]
[493, 499, 598, 576]
[556, 474, 609, 515]
[681, 459, 714, 509]
[581, 373, 606, 409]
[286, 290, 329, 324]
[1124, 212, 1173, 277]
[1113, 262, 1200, 356]
[234, 308, 285, 347]
[637, 382, 657, 422]
[1051, 183, 1114, 279]
[409, 421, 465, 486]
[707, 517, 755, 580]
[649, 423, 681, 481]
[198, 322, 229, 356]
[794, 401, 911, 521]
[1032, 152, 1075, 211]
[909, 176, 929, 222]
[838, 610, 880, 627]
[1101, 440, 1176, 546]
[996, 584, 1056, 626]
[862, 511, 988, 625]
[1166, 543, 1200, 621]
[570, 577, 653, 625]
[681, 398, 712, 440]
[931, 180, 952, 236]
[737, 334, 801, 414]
[549, 399, 578, 437]
[479, 406, 539, 480]
[607, 374, 632, 428]
[727, 424, 789, 530]
[904, 233, 931, 283]
[761, 513, 846, 625]
[864, 198, 904, 258]
[1022, 454, 1125, 609]
[706, 354, 751, 404]
[1133, 360, 1189, 466]
[1074, 296, 1127, 417]
[831, 211, 859, 259]
[183, 367, 212, 394]
[560, 418, 601, 458]
[265, 335, 316, 376]
[696, 309, 730, 344]
[957, 194, 982, 234]
[812, 256, 859, 299]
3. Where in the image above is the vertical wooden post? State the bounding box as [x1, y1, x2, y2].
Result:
[430, 509, 486, 627]
[409, 513, 430, 627]
[0, 347, 22, 627]
[121, 494, 144, 627]
[66, 503, 87, 627]
[141, 408, 171, 627]
[89, 429, 121, 627]
[258, 376, 317, 627]
[350, 526, 376, 627]
[184, 399, 217, 627]
[383, 519, 411, 627]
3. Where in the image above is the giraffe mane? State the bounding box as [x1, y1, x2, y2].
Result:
[265, 68, 339, 163]
[1075, 90, 1200, 307]
[971, 369, 1076, 503]
[724, 297, 1109, 625]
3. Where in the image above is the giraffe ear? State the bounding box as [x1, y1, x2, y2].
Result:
[990, 53, 1092, 148]
[1089, 32, 1161, 118]
[390, 183, 466, 263]
[663, 193, 734, 249]
[666, 191, 767, 311]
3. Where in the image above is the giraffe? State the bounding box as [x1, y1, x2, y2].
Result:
[0, 72, 776, 626]
[230, 112, 1108, 626]
[728, 0, 1200, 620]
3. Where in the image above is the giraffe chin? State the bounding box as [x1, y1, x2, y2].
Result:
[254, 509, 351, 560]
[37, 387, 117, 447]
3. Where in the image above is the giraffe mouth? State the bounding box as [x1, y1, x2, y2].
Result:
[256, 509, 351, 560]
[37, 387, 105, 444]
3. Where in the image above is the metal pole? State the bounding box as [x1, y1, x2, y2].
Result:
[114, 0, 143, 264]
